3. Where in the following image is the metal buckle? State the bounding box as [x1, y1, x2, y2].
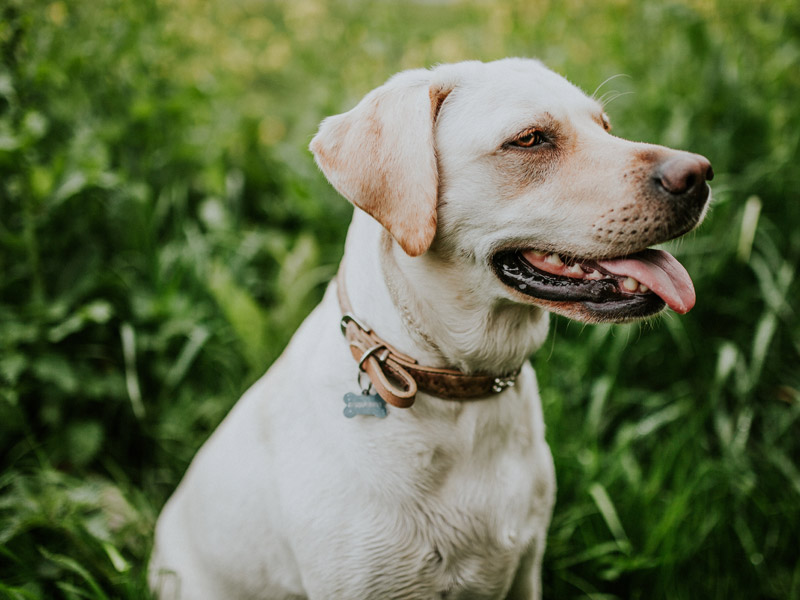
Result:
[492, 375, 516, 393]
[356, 344, 389, 394]
[357, 344, 390, 371]
[340, 312, 371, 335]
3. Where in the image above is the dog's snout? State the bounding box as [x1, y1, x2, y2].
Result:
[655, 154, 714, 199]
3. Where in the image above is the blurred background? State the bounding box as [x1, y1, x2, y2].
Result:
[1, 0, 798, 598]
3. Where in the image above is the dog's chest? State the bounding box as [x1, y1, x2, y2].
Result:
[311, 398, 551, 599]
[374, 480, 533, 599]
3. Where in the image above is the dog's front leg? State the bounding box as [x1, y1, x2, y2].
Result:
[505, 534, 546, 600]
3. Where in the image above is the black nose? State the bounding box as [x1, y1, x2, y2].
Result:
[656, 154, 714, 200]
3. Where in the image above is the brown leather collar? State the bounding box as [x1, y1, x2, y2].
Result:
[337, 267, 519, 408]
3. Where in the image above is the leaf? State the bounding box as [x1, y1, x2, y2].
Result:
[53, 171, 89, 204]
[32, 354, 79, 395]
[165, 326, 210, 389]
[21, 111, 48, 143]
[65, 421, 105, 469]
[749, 312, 778, 387]
[48, 300, 114, 343]
[37, 547, 110, 600]
[0, 353, 27, 386]
[207, 260, 269, 371]
[101, 541, 131, 573]
[631, 401, 688, 439]
[737, 196, 761, 263]
[764, 445, 800, 499]
[120, 323, 145, 420]
[0, 581, 41, 600]
[588, 483, 631, 553]
[0, 71, 15, 99]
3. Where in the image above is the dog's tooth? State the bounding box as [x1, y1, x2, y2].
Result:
[544, 253, 563, 266]
[529, 250, 546, 258]
[622, 277, 639, 292]
[584, 269, 602, 280]
[638, 283, 650, 293]
[566, 263, 584, 276]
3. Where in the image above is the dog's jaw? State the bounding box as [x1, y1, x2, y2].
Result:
[381, 230, 551, 375]
[335, 212, 549, 376]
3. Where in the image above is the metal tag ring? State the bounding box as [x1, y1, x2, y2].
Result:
[357, 344, 389, 371]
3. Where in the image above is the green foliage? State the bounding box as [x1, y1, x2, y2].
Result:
[0, 0, 798, 598]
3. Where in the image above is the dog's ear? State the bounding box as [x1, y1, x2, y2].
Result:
[310, 70, 452, 257]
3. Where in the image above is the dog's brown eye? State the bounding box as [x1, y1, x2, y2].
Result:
[511, 130, 545, 148]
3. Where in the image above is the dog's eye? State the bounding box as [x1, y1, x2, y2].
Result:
[511, 130, 546, 148]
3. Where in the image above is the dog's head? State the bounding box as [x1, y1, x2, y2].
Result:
[311, 58, 712, 324]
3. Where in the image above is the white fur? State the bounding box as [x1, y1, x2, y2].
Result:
[150, 58, 705, 599]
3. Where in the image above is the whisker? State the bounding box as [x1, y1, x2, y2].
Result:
[591, 73, 631, 99]
[597, 90, 636, 108]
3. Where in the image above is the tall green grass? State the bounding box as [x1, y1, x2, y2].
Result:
[1, 0, 798, 598]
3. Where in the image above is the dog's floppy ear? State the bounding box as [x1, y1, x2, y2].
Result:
[310, 70, 452, 257]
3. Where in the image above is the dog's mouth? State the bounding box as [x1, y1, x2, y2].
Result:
[491, 247, 696, 321]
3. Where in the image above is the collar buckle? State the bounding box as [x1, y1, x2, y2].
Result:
[341, 312, 372, 335]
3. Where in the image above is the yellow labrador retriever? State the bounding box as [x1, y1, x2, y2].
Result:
[149, 58, 712, 599]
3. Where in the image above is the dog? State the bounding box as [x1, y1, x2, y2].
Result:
[149, 58, 712, 599]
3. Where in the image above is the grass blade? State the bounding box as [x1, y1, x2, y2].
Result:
[588, 483, 631, 553]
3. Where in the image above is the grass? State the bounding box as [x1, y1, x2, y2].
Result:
[1, 0, 798, 598]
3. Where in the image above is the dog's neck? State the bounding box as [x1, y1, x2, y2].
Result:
[342, 211, 549, 375]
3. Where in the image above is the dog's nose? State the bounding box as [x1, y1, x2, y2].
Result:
[656, 154, 714, 199]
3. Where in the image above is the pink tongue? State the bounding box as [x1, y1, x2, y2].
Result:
[597, 249, 696, 314]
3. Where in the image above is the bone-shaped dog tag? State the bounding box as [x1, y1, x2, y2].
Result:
[343, 391, 387, 419]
